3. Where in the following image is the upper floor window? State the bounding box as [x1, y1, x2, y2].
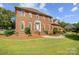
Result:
[36, 15, 39, 20]
[29, 13, 32, 18]
[19, 11, 25, 16]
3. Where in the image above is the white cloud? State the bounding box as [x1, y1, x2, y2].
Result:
[73, 3, 77, 6]
[39, 3, 49, 14]
[39, 3, 46, 9]
[19, 3, 47, 10]
[71, 7, 78, 12]
[0, 3, 4, 7]
[56, 17, 61, 19]
[19, 3, 51, 16]
[19, 3, 38, 8]
[62, 15, 78, 23]
[64, 15, 75, 18]
[58, 7, 64, 12]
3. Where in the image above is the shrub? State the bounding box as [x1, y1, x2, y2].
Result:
[53, 28, 59, 34]
[25, 27, 31, 34]
[4, 30, 15, 36]
[44, 29, 48, 34]
[48, 32, 53, 35]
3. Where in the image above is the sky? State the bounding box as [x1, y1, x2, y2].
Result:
[0, 3, 79, 24]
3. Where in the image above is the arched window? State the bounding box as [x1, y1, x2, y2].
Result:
[20, 21, 25, 31]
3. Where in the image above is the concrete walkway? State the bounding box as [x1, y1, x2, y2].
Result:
[42, 35, 65, 39]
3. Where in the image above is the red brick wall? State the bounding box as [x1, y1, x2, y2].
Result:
[15, 8, 52, 35]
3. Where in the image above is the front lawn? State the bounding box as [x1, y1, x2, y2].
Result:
[0, 35, 79, 55]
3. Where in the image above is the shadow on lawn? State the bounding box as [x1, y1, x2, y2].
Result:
[65, 34, 79, 41]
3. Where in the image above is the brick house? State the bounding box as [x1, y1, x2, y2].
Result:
[15, 7, 61, 36]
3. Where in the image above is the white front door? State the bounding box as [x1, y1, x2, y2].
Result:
[35, 21, 41, 32]
[36, 23, 40, 31]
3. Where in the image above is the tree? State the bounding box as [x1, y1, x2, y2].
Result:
[0, 7, 15, 29]
[73, 22, 79, 28]
[59, 21, 68, 28]
[73, 22, 79, 33]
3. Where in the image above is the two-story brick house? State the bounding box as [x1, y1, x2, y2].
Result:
[15, 7, 60, 36]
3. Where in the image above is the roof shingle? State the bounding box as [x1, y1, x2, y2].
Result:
[15, 7, 52, 18]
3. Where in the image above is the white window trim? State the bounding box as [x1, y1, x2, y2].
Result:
[29, 13, 32, 18]
[34, 20, 41, 32]
[20, 21, 25, 31]
[20, 11, 25, 16]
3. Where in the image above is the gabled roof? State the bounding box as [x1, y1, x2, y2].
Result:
[15, 7, 52, 18]
[65, 24, 76, 29]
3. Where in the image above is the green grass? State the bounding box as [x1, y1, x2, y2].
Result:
[0, 30, 5, 35]
[0, 35, 79, 55]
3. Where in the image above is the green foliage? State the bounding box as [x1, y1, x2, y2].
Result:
[25, 27, 31, 34]
[44, 29, 48, 34]
[59, 21, 68, 28]
[73, 22, 79, 28]
[65, 33, 79, 41]
[4, 30, 15, 36]
[0, 30, 5, 35]
[0, 7, 15, 29]
[53, 28, 59, 34]
[72, 22, 79, 33]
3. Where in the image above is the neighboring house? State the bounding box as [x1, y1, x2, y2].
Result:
[15, 7, 61, 35]
[65, 24, 76, 31]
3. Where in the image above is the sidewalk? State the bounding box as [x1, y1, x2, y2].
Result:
[42, 35, 65, 39]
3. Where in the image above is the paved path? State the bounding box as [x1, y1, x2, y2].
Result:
[42, 35, 65, 39]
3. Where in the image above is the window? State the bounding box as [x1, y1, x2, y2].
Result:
[36, 15, 39, 20]
[29, 13, 32, 18]
[19, 11, 25, 16]
[20, 21, 25, 31]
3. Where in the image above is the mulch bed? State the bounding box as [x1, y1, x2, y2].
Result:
[0, 34, 42, 40]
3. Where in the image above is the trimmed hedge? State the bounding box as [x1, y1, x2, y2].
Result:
[53, 28, 59, 34]
[25, 27, 31, 34]
[4, 30, 15, 36]
[44, 30, 48, 34]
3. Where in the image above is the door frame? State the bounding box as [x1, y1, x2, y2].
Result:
[34, 20, 41, 32]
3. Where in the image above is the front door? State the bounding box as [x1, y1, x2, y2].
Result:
[36, 23, 40, 31]
[35, 21, 41, 32]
